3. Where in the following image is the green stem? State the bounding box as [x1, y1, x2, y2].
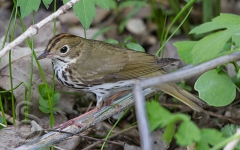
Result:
[100, 108, 130, 150]
[232, 61, 239, 73]
[211, 133, 240, 150]
[0, 95, 7, 125]
[156, 7, 193, 56]
[8, 2, 18, 125]
[13, 0, 55, 127]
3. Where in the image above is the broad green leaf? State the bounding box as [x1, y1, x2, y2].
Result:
[163, 122, 175, 143]
[38, 84, 52, 100]
[73, 0, 96, 29]
[95, 0, 109, 10]
[221, 124, 240, 148]
[126, 43, 145, 52]
[175, 121, 201, 146]
[18, 0, 41, 18]
[174, 41, 197, 64]
[42, 0, 53, 9]
[104, 39, 119, 45]
[188, 13, 240, 64]
[195, 69, 236, 106]
[53, 93, 60, 106]
[196, 128, 225, 150]
[146, 101, 171, 131]
[38, 96, 48, 108]
[190, 14, 240, 34]
[39, 106, 50, 114]
[109, 0, 116, 9]
[232, 33, 240, 46]
[191, 30, 237, 64]
[124, 36, 137, 44]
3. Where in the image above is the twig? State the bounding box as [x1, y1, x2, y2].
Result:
[141, 52, 240, 88]
[15, 88, 153, 150]
[83, 125, 138, 150]
[0, 111, 19, 125]
[133, 81, 152, 150]
[45, 129, 123, 146]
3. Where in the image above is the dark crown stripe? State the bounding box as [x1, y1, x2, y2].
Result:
[47, 33, 77, 51]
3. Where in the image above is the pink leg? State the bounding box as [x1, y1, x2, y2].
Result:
[104, 90, 127, 106]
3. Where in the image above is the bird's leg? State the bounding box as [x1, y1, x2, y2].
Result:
[54, 90, 127, 130]
[104, 90, 127, 106]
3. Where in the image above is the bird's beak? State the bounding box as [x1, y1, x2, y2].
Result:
[37, 50, 50, 60]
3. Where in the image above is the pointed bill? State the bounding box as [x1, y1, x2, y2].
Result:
[37, 50, 50, 60]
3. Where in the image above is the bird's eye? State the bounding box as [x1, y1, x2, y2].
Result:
[60, 45, 68, 53]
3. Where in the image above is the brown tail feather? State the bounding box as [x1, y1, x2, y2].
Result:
[155, 82, 205, 111]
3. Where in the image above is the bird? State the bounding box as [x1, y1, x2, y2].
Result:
[37, 33, 204, 112]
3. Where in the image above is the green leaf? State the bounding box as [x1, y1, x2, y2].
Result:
[104, 39, 119, 45]
[73, 0, 96, 29]
[222, 124, 240, 138]
[195, 69, 236, 106]
[190, 13, 240, 34]
[189, 13, 240, 64]
[18, 0, 41, 18]
[174, 41, 197, 64]
[38, 84, 52, 100]
[232, 33, 240, 46]
[196, 128, 226, 150]
[95, 0, 109, 10]
[53, 93, 60, 106]
[146, 101, 172, 131]
[126, 43, 145, 52]
[175, 121, 201, 146]
[0, 116, 4, 129]
[124, 36, 136, 44]
[39, 106, 50, 114]
[38, 97, 48, 108]
[108, 0, 116, 9]
[191, 30, 235, 64]
[163, 122, 175, 143]
[53, 107, 60, 112]
[42, 0, 53, 9]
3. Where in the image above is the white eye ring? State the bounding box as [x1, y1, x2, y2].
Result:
[60, 45, 69, 53]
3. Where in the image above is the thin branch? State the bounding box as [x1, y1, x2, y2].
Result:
[82, 125, 138, 150]
[133, 81, 152, 150]
[0, 0, 80, 58]
[141, 52, 240, 88]
[15, 88, 153, 150]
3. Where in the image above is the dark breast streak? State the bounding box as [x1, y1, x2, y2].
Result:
[53, 63, 90, 90]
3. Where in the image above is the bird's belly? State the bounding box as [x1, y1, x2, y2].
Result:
[89, 80, 133, 100]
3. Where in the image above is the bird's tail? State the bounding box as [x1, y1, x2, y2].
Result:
[155, 82, 205, 111]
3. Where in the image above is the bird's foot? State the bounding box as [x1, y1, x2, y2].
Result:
[104, 90, 127, 106]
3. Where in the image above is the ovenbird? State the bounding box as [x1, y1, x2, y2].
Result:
[38, 33, 204, 111]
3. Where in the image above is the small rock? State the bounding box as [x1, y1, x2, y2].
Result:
[126, 18, 146, 35]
